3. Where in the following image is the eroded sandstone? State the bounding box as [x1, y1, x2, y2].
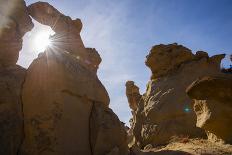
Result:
[127, 43, 226, 148]
[0, 0, 33, 66]
[187, 75, 232, 144]
[0, 0, 33, 154]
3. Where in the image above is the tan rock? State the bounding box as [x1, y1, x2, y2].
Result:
[134, 138, 232, 155]
[126, 81, 142, 111]
[0, 65, 26, 154]
[145, 43, 194, 79]
[84, 48, 102, 73]
[0, 0, 33, 66]
[21, 50, 109, 154]
[0, 0, 33, 154]
[27, 3, 85, 58]
[195, 51, 209, 59]
[128, 43, 226, 147]
[187, 75, 232, 144]
[90, 103, 128, 155]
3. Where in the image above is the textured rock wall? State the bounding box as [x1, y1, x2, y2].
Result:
[187, 75, 232, 144]
[21, 50, 110, 155]
[127, 43, 226, 148]
[0, 0, 33, 154]
[0, 0, 33, 66]
[0, 1, 128, 155]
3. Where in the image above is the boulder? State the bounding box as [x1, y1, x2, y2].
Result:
[0, 65, 26, 154]
[186, 75, 232, 144]
[0, 0, 33, 66]
[127, 43, 226, 147]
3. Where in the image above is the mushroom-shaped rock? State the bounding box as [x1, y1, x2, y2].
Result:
[186, 75, 232, 144]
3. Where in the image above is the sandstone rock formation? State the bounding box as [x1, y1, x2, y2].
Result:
[0, 1, 128, 154]
[126, 81, 141, 111]
[145, 43, 194, 79]
[0, 65, 26, 155]
[90, 103, 128, 155]
[0, 0, 33, 66]
[186, 75, 232, 144]
[20, 2, 128, 155]
[21, 50, 110, 154]
[0, 0, 33, 154]
[127, 43, 226, 148]
[27, 2, 101, 73]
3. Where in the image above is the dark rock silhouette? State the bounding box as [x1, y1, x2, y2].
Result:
[0, 1, 128, 154]
[0, 0, 33, 154]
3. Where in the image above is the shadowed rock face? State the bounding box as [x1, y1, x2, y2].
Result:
[187, 75, 232, 144]
[0, 0, 128, 154]
[21, 50, 110, 154]
[0, 65, 26, 155]
[0, 0, 33, 154]
[0, 0, 33, 66]
[20, 2, 128, 155]
[127, 43, 226, 147]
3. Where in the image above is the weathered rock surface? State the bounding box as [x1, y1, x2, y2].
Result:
[145, 43, 194, 79]
[0, 0, 33, 66]
[90, 103, 128, 155]
[186, 75, 232, 144]
[0, 65, 26, 154]
[28, 2, 86, 58]
[21, 45, 124, 155]
[126, 81, 141, 111]
[27, 2, 100, 72]
[21, 2, 128, 154]
[127, 43, 226, 147]
[0, 0, 128, 154]
[0, 0, 33, 154]
[131, 138, 232, 155]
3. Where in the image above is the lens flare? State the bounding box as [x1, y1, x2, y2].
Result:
[34, 31, 53, 52]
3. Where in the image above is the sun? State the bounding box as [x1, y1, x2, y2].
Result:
[33, 31, 54, 52]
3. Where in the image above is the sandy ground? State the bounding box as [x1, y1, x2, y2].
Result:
[131, 138, 232, 155]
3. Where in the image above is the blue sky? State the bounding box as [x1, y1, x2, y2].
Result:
[19, 0, 232, 124]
